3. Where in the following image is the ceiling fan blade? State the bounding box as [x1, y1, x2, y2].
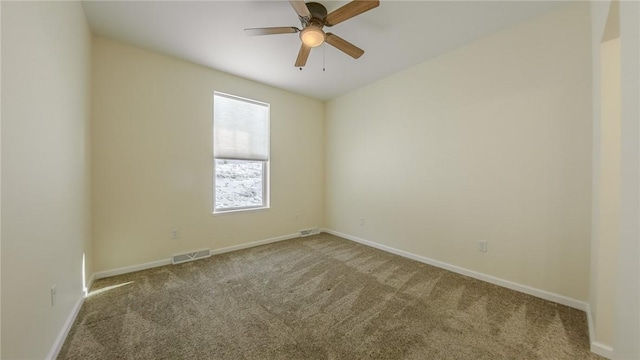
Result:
[244, 27, 299, 36]
[289, 0, 311, 19]
[295, 44, 311, 67]
[325, 33, 364, 59]
[325, 0, 379, 27]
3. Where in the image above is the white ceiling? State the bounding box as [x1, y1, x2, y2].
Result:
[82, 0, 566, 100]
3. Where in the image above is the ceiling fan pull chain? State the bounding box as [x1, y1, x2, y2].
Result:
[323, 43, 326, 72]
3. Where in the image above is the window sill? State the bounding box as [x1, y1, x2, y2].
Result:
[212, 206, 270, 216]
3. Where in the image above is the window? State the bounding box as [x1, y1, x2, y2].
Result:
[213, 92, 269, 213]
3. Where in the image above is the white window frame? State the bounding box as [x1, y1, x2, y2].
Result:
[213, 92, 270, 214]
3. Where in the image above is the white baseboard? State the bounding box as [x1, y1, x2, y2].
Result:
[46, 295, 84, 360]
[93, 258, 172, 280]
[209, 232, 299, 256]
[320, 229, 589, 311]
[586, 303, 596, 350]
[591, 341, 614, 358]
[585, 304, 614, 359]
[93, 232, 301, 281]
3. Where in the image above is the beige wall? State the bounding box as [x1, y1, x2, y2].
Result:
[325, 3, 592, 301]
[590, 1, 640, 357]
[614, 1, 640, 358]
[0, 2, 3, 357]
[1, 2, 92, 359]
[589, 1, 616, 355]
[592, 35, 621, 351]
[91, 37, 325, 272]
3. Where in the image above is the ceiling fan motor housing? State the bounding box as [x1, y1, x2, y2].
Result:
[304, 2, 328, 27]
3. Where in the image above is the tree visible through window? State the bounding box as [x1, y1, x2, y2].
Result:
[213, 92, 269, 212]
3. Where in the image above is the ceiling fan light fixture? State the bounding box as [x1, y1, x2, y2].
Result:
[300, 26, 325, 47]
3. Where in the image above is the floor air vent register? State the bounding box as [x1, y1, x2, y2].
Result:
[172, 249, 211, 265]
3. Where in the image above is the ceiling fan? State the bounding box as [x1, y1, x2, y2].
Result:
[244, 0, 380, 67]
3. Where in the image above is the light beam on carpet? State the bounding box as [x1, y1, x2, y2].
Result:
[82, 253, 87, 297]
[88, 281, 134, 297]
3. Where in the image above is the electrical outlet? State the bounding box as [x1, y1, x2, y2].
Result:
[359, 217, 365, 226]
[51, 285, 57, 307]
[478, 240, 488, 253]
[294, 214, 299, 221]
[171, 229, 180, 240]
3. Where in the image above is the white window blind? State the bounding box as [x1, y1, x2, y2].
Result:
[214, 93, 269, 161]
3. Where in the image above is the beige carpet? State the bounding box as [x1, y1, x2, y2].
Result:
[58, 233, 601, 359]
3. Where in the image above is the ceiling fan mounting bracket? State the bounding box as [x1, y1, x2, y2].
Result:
[298, 16, 310, 28]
